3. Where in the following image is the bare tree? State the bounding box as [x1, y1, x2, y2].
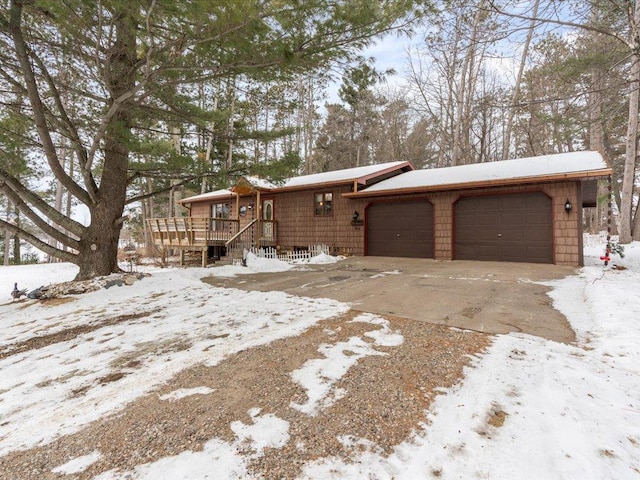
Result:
[488, 0, 640, 242]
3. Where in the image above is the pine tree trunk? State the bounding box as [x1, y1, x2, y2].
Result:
[74, 7, 135, 280]
[12, 208, 20, 265]
[3, 200, 11, 266]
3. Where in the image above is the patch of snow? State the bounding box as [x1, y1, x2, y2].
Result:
[158, 387, 215, 402]
[95, 411, 288, 480]
[231, 410, 290, 454]
[370, 269, 401, 278]
[291, 253, 342, 265]
[244, 252, 294, 273]
[51, 451, 101, 474]
[94, 439, 249, 480]
[1, 262, 78, 302]
[290, 314, 404, 416]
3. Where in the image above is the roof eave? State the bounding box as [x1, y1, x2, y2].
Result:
[355, 161, 414, 185]
[269, 178, 361, 193]
[179, 191, 237, 205]
[342, 169, 613, 198]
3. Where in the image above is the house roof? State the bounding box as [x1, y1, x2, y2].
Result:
[180, 161, 413, 204]
[344, 151, 611, 198]
[275, 161, 412, 191]
[180, 188, 234, 204]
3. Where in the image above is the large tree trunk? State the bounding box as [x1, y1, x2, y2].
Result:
[620, 53, 639, 243]
[619, 1, 640, 243]
[75, 9, 135, 280]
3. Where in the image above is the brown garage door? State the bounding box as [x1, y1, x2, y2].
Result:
[454, 192, 552, 263]
[366, 200, 434, 258]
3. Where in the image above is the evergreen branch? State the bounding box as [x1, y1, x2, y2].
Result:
[28, 48, 98, 199]
[0, 183, 81, 251]
[0, 218, 77, 264]
[0, 165, 85, 237]
[8, 0, 91, 206]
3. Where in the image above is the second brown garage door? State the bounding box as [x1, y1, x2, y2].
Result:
[454, 192, 553, 263]
[366, 200, 434, 258]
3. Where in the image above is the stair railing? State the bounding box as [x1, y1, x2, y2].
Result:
[225, 219, 258, 263]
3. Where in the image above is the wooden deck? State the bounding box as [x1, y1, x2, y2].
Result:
[146, 217, 239, 266]
[146, 217, 277, 266]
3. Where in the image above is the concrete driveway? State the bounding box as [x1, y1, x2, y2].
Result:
[204, 257, 577, 343]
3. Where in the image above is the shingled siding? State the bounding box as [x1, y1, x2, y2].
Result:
[362, 181, 582, 266]
[274, 185, 369, 256]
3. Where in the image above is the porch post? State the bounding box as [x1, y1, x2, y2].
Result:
[256, 190, 261, 248]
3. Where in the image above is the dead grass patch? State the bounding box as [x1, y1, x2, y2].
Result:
[99, 372, 127, 384]
[487, 409, 508, 428]
[40, 297, 76, 307]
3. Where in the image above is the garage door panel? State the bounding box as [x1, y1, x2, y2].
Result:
[526, 211, 551, 225]
[500, 231, 524, 242]
[454, 192, 552, 263]
[367, 200, 434, 258]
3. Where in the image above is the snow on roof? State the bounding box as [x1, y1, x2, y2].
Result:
[180, 189, 233, 204]
[360, 151, 608, 194]
[280, 161, 409, 189]
[245, 176, 279, 189]
[182, 162, 410, 203]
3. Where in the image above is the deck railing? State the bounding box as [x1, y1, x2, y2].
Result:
[146, 217, 240, 248]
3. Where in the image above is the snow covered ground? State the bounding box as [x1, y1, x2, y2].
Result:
[1, 242, 639, 479]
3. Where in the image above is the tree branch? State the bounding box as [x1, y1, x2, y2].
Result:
[0, 218, 77, 264]
[486, 1, 634, 50]
[0, 164, 85, 237]
[8, 0, 91, 206]
[0, 183, 81, 251]
[29, 51, 99, 199]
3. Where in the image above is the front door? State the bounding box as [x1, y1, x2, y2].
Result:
[262, 199, 274, 239]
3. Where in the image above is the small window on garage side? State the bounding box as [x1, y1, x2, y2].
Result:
[314, 192, 333, 216]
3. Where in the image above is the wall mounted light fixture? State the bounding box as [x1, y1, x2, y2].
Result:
[351, 210, 364, 226]
[564, 198, 573, 213]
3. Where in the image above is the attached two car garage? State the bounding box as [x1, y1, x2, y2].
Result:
[365, 192, 554, 264]
[346, 151, 610, 267]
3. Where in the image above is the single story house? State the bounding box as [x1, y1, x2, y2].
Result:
[147, 151, 611, 267]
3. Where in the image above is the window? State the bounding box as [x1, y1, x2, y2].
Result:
[210, 202, 230, 219]
[314, 192, 333, 216]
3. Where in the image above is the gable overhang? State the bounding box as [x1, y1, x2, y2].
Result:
[179, 190, 236, 208]
[242, 161, 415, 194]
[342, 168, 613, 198]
